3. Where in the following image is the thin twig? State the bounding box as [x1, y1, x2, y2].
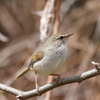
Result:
[53, 0, 60, 34]
[44, 76, 53, 100]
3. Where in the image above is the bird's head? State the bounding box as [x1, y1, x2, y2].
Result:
[43, 33, 74, 49]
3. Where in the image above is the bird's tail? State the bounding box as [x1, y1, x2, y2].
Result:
[15, 67, 30, 79]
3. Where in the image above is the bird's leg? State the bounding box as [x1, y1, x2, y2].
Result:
[35, 72, 41, 96]
[50, 74, 61, 85]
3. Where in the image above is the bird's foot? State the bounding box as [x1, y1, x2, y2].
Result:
[51, 74, 62, 85]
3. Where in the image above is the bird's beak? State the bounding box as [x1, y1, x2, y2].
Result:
[64, 33, 74, 39]
[67, 33, 74, 37]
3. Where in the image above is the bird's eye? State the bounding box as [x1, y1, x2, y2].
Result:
[60, 36, 63, 39]
[56, 36, 64, 40]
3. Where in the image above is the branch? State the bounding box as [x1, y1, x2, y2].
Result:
[0, 61, 100, 99]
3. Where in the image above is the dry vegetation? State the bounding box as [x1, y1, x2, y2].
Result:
[1, 0, 100, 100]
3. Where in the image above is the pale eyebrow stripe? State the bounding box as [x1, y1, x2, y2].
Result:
[56, 35, 66, 39]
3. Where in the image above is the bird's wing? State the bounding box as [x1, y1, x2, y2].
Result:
[28, 50, 44, 68]
[15, 51, 44, 79]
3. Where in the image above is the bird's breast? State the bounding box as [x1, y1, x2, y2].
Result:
[33, 44, 67, 75]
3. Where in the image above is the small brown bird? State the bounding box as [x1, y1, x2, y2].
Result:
[15, 33, 74, 95]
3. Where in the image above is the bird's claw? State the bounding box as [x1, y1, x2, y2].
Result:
[53, 75, 62, 85]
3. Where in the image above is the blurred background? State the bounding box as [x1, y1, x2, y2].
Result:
[0, 0, 100, 100]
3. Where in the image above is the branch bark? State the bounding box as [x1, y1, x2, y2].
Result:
[0, 62, 100, 99]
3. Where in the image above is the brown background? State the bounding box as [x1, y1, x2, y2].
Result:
[0, 0, 100, 100]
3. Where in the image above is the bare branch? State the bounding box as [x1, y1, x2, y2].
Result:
[0, 83, 22, 96]
[0, 62, 100, 99]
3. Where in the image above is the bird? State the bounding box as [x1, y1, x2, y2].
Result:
[15, 33, 74, 95]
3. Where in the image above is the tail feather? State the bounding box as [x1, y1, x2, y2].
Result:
[15, 67, 30, 79]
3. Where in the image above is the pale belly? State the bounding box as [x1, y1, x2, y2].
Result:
[33, 44, 67, 75]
